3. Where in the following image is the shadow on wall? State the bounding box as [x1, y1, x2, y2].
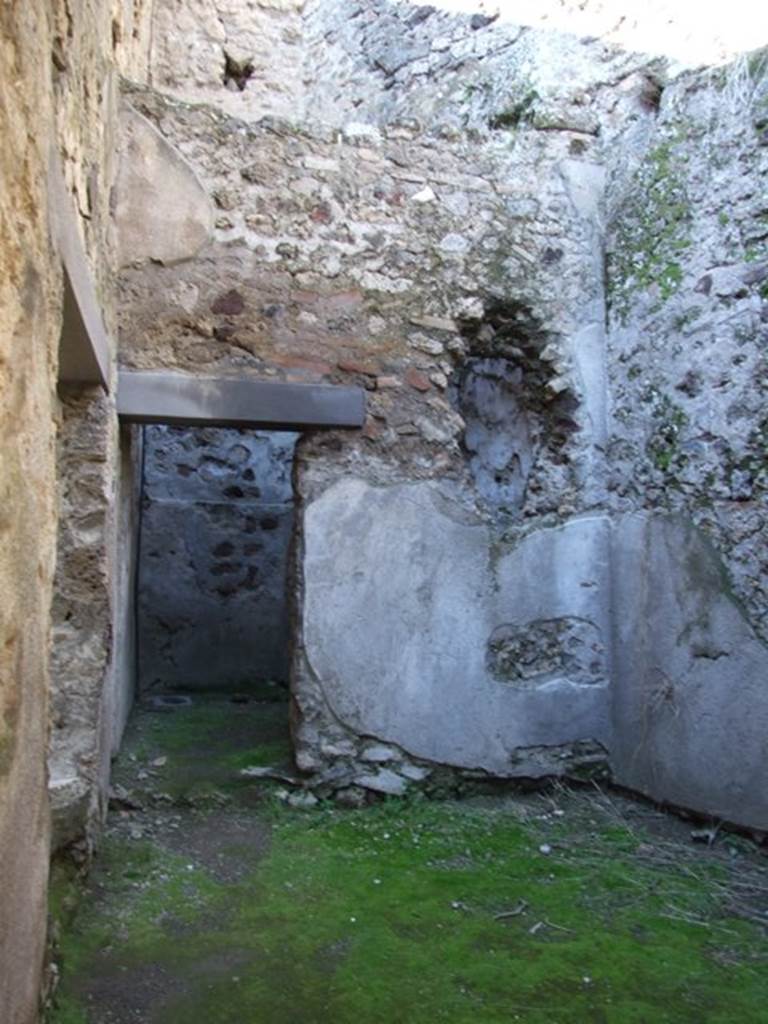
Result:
[137, 425, 298, 694]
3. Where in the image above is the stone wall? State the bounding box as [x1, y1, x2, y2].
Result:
[51, 420, 142, 849]
[302, 0, 641, 135]
[117, 81, 615, 480]
[48, 0, 154, 857]
[150, 0, 305, 121]
[116, 7, 768, 829]
[49, 393, 118, 851]
[137, 426, 297, 692]
[1, 1, 765, 1019]
[603, 54, 768, 822]
[115, 47, 631, 798]
[0, 1, 151, 1019]
[605, 56, 768, 636]
[300, 0, 767, 134]
[0, 6, 61, 1010]
[146, 1, 768, 133]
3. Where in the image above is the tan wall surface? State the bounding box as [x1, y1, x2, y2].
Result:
[0, 2, 152, 1019]
[1, 5, 61, 1016]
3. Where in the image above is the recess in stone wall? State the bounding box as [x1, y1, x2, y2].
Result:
[487, 617, 606, 688]
[454, 301, 579, 517]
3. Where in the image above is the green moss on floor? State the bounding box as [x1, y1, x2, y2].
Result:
[115, 696, 293, 805]
[48, 782, 768, 1023]
[47, 699, 768, 1022]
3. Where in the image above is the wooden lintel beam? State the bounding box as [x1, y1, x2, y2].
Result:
[117, 370, 366, 431]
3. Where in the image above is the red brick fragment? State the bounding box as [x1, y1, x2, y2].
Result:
[325, 289, 364, 310]
[405, 367, 432, 392]
[309, 202, 333, 224]
[362, 417, 384, 441]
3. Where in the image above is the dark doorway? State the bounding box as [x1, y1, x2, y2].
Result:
[136, 425, 298, 697]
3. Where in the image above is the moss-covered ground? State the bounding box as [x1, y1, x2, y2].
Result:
[48, 698, 768, 1024]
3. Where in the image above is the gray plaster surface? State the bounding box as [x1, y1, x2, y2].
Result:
[103, 426, 142, 762]
[302, 479, 768, 827]
[303, 478, 612, 777]
[610, 514, 768, 829]
[137, 427, 297, 692]
[117, 371, 365, 430]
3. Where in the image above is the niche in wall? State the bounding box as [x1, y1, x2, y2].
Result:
[456, 300, 579, 517]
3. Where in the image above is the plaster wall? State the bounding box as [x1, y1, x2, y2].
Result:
[610, 513, 768, 828]
[302, 480, 612, 781]
[300, 479, 768, 827]
[103, 426, 143, 771]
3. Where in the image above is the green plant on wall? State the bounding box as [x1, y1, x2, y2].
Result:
[488, 89, 540, 130]
[607, 138, 692, 324]
[747, 45, 768, 83]
[644, 392, 688, 474]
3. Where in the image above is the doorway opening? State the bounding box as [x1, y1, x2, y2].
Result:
[137, 424, 298, 699]
[133, 424, 299, 790]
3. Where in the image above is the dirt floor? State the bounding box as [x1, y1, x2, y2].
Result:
[47, 695, 768, 1024]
